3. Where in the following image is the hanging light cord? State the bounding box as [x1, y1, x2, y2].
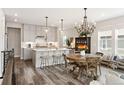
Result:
[45, 16, 48, 28]
[84, 8, 87, 18]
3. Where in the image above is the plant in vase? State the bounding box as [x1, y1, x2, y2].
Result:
[78, 44, 88, 55]
[66, 37, 73, 48]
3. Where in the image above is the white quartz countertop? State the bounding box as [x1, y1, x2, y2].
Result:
[32, 48, 71, 51]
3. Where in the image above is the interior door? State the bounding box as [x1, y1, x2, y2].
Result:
[7, 27, 21, 57]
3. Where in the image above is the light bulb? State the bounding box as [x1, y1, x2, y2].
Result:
[14, 13, 18, 17]
[45, 29, 48, 33]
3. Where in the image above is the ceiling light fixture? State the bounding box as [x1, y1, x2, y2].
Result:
[74, 8, 96, 36]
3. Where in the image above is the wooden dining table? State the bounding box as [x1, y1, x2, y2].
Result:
[66, 54, 101, 79]
[66, 54, 100, 62]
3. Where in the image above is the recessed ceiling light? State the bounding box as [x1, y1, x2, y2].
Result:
[14, 19, 18, 22]
[14, 13, 18, 17]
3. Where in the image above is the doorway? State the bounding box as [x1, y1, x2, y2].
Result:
[7, 27, 21, 58]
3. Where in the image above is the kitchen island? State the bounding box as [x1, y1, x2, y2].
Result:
[32, 48, 71, 68]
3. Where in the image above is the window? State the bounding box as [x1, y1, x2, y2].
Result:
[63, 36, 67, 46]
[100, 36, 112, 49]
[118, 35, 124, 48]
[117, 29, 124, 56]
[98, 31, 112, 54]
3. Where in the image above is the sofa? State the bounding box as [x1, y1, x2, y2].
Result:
[116, 59, 124, 69]
[100, 54, 124, 70]
[101, 55, 117, 69]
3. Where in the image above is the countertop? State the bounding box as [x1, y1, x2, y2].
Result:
[32, 48, 71, 51]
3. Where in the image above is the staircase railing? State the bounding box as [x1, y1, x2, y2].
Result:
[2, 49, 15, 85]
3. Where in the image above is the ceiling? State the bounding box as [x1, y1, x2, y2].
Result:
[3, 8, 124, 27]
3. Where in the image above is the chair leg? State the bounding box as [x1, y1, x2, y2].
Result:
[77, 67, 82, 79]
[99, 65, 101, 75]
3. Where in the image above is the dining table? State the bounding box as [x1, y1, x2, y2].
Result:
[66, 53, 101, 79]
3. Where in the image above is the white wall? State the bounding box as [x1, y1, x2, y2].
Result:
[92, 15, 124, 54]
[0, 9, 5, 77]
[58, 26, 78, 47]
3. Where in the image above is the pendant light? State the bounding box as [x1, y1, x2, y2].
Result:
[45, 16, 48, 33]
[61, 19, 64, 32]
[45, 16, 48, 42]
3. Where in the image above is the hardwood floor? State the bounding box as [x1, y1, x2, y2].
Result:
[14, 59, 91, 85]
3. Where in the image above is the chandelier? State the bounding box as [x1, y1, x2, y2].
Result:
[74, 8, 96, 36]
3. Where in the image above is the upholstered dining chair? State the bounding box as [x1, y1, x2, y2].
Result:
[63, 54, 79, 73]
[95, 52, 104, 75]
[96, 52, 104, 56]
[86, 57, 100, 79]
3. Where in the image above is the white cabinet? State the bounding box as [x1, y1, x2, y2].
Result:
[32, 48, 71, 68]
[24, 48, 32, 60]
[40, 27, 57, 42]
[35, 26, 42, 36]
[24, 24, 36, 42]
[23, 24, 36, 60]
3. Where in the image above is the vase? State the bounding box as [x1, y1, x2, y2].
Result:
[80, 50, 85, 56]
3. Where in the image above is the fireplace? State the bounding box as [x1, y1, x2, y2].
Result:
[75, 37, 91, 53]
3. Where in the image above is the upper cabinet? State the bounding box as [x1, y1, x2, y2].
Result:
[35, 26, 42, 36]
[23, 24, 58, 42]
[24, 24, 36, 42]
[36, 26, 57, 42]
[48, 27, 57, 42]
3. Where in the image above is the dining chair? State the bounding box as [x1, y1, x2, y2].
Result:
[95, 52, 104, 75]
[95, 52, 104, 56]
[63, 54, 79, 73]
[86, 57, 100, 79]
[76, 59, 88, 79]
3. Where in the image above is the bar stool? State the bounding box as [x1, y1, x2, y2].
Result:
[40, 51, 50, 69]
[40, 56, 47, 69]
[52, 50, 62, 65]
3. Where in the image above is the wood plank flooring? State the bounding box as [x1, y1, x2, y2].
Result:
[14, 59, 91, 85]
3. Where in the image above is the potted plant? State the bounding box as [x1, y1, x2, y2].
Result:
[66, 38, 73, 48]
